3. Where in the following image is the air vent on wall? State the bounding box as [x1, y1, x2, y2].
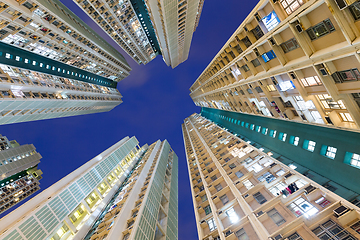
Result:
[295, 24, 303, 33]
[319, 68, 328, 76]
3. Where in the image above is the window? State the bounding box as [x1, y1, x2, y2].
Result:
[332, 68, 360, 83]
[346, 152, 360, 168]
[280, 38, 299, 53]
[349, 2, 360, 20]
[207, 218, 216, 231]
[286, 232, 303, 240]
[215, 183, 223, 192]
[301, 76, 322, 86]
[247, 163, 263, 173]
[235, 171, 244, 178]
[303, 140, 316, 152]
[225, 207, 239, 223]
[278, 132, 287, 142]
[220, 194, 229, 205]
[320, 145, 337, 159]
[241, 36, 252, 48]
[312, 220, 357, 240]
[235, 228, 249, 240]
[241, 64, 250, 72]
[201, 194, 208, 202]
[253, 192, 267, 204]
[204, 205, 211, 215]
[251, 25, 264, 40]
[289, 136, 299, 146]
[287, 197, 318, 217]
[267, 84, 276, 92]
[280, 0, 304, 15]
[15, 56, 20, 61]
[250, 124, 255, 130]
[229, 163, 236, 169]
[243, 180, 254, 190]
[262, 128, 268, 135]
[261, 50, 276, 63]
[269, 130, 277, 138]
[307, 19, 335, 40]
[339, 112, 354, 122]
[211, 175, 218, 181]
[267, 208, 286, 226]
[5, 53, 11, 59]
[269, 182, 287, 196]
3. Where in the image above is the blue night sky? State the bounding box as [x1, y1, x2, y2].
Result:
[0, 1, 257, 239]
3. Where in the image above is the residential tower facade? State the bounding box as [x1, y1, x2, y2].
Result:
[0, 136, 178, 240]
[0, 0, 131, 125]
[0, 134, 42, 214]
[183, 113, 360, 240]
[190, 0, 360, 130]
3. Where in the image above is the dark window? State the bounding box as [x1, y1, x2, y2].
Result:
[251, 25, 264, 40]
[350, 2, 360, 20]
[251, 58, 261, 67]
[253, 192, 267, 204]
[306, 19, 335, 40]
[204, 205, 212, 215]
[241, 64, 250, 72]
[280, 38, 300, 53]
[22, 2, 33, 9]
[241, 36, 252, 48]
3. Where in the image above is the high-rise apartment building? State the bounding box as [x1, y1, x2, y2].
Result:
[0, 134, 42, 214]
[0, 136, 178, 240]
[73, 0, 204, 68]
[189, 0, 360, 129]
[0, 0, 131, 125]
[183, 113, 360, 240]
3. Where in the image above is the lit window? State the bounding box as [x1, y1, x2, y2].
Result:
[303, 140, 316, 152]
[32, 61, 36, 65]
[301, 76, 322, 86]
[324, 146, 337, 159]
[280, 0, 304, 15]
[278, 132, 287, 141]
[289, 164, 297, 169]
[5, 53, 10, 59]
[40, 63, 43, 67]
[15, 56, 20, 61]
[270, 130, 277, 138]
[289, 136, 299, 146]
[243, 180, 254, 190]
[267, 84, 276, 92]
[288, 197, 318, 218]
[256, 126, 261, 132]
[225, 207, 239, 223]
[46, 65, 50, 69]
[250, 124, 255, 130]
[339, 112, 353, 122]
[207, 218, 216, 231]
[25, 59, 29, 63]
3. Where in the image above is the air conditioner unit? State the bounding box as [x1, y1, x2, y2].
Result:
[273, 234, 283, 240]
[334, 0, 356, 10]
[304, 185, 316, 195]
[295, 24, 303, 33]
[290, 72, 296, 79]
[319, 68, 328, 76]
[224, 230, 232, 237]
[256, 210, 264, 217]
[334, 205, 350, 217]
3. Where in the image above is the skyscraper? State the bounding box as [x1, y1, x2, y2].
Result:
[0, 0, 131, 125]
[189, 0, 360, 129]
[72, 0, 204, 68]
[0, 134, 42, 214]
[0, 136, 178, 240]
[183, 113, 360, 240]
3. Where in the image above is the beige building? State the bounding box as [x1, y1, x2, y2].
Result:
[183, 113, 360, 240]
[0, 134, 42, 214]
[0, 137, 178, 240]
[190, 0, 360, 130]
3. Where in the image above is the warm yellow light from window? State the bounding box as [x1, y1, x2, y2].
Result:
[74, 211, 80, 218]
[57, 228, 65, 237]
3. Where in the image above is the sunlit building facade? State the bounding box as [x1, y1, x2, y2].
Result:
[183, 113, 360, 240]
[190, 0, 360, 130]
[73, 0, 204, 68]
[0, 136, 178, 240]
[0, 0, 131, 125]
[0, 134, 42, 214]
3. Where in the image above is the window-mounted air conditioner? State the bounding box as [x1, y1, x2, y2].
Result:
[295, 24, 303, 33]
[319, 68, 328, 76]
[304, 185, 316, 195]
[334, 205, 350, 217]
[256, 210, 264, 217]
[334, 0, 357, 10]
[273, 234, 283, 240]
[254, 48, 260, 57]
